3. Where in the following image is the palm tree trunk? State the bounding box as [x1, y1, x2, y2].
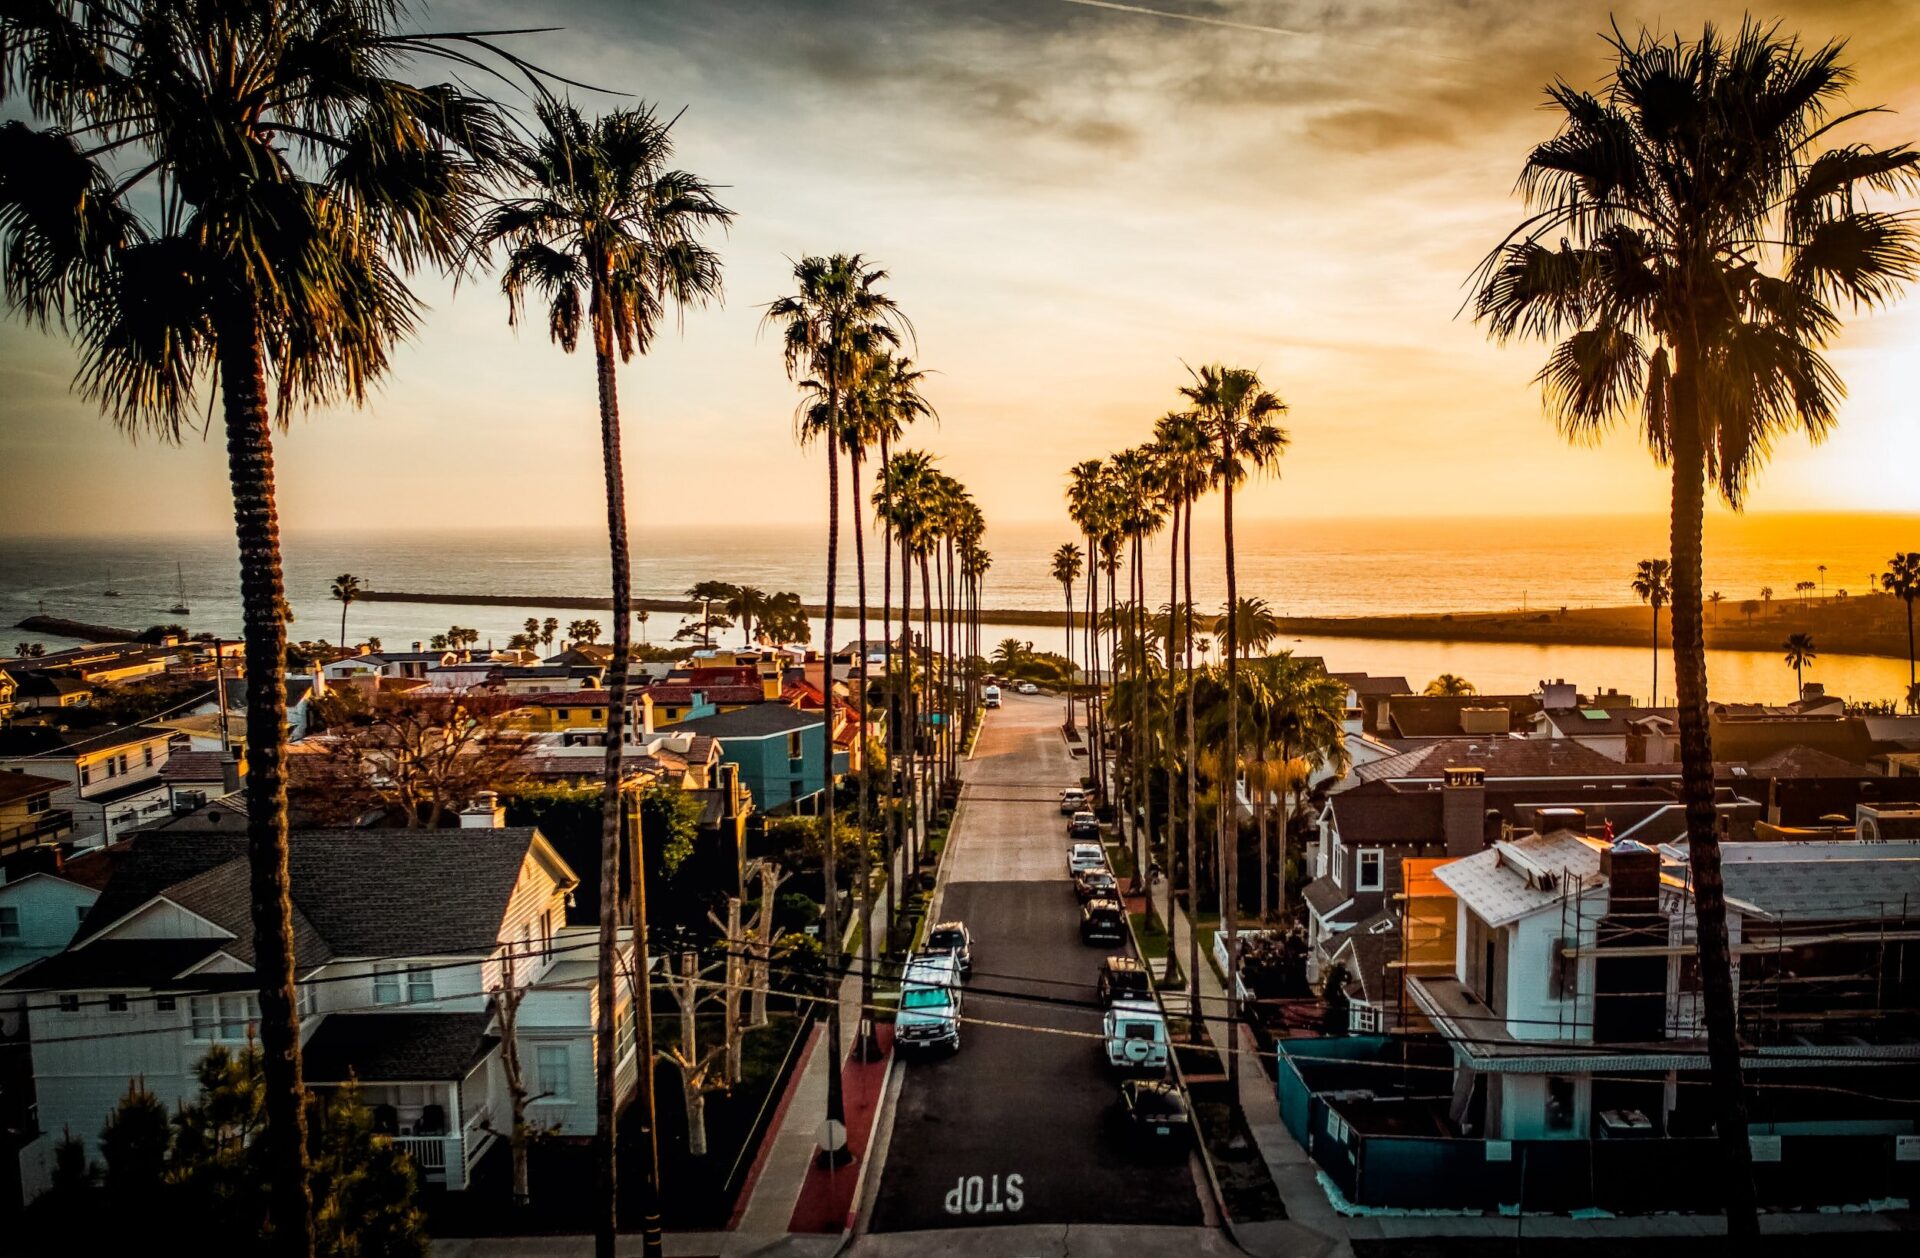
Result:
[589, 288, 663, 1258]
[1222, 440, 1241, 1091]
[1163, 499, 1181, 982]
[1132, 538, 1149, 899]
[1670, 350, 1758, 1236]
[899, 521, 918, 889]
[879, 439, 898, 948]
[849, 447, 876, 1054]
[338, 600, 349, 649]
[821, 379, 846, 1138]
[216, 294, 314, 1258]
[920, 553, 935, 869]
[1653, 603, 1661, 707]
[1062, 579, 1076, 734]
[1183, 499, 1200, 1035]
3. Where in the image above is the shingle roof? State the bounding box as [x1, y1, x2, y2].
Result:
[0, 939, 225, 990]
[1743, 744, 1870, 778]
[160, 751, 232, 784]
[1354, 737, 1629, 784]
[1328, 788, 1444, 845]
[0, 723, 172, 759]
[13, 673, 92, 697]
[1329, 911, 1400, 1003]
[77, 828, 548, 959]
[1434, 831, 1610, 927]
[0, 771, 66, 805]
[675, 704, 822, 739]
[1720, 846, 1920, 922]
[301, 1012, 497, 1083]
[1386, 694, 1544, 738]
[1302, 875, 1357, 924]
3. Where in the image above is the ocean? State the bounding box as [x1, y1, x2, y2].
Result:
[3, 513, 1915, 706]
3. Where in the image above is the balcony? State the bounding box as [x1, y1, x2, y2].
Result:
[0, 809, 74, 857]
[389, 1104, 493, 1191]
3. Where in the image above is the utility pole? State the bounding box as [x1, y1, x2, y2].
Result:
[214, 638, 231, 753]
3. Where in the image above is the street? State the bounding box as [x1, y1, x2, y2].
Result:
[863, 691, 1207, 1235]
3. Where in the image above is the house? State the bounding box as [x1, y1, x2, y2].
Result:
[218, 674, 327, 740]
[0, 773, 73, 864]
[1380, 693, 1545, 739]
[0, 843, 125, 984]
[157, 749, 243, 815]
[4, 825, 639, 1198]
[1327, 672, 1410, 737]
[319, 649, 462, 683]
[0, 668, 14, 720]
[0, 644, 180, 687]
[0, 725, 175, 848]
[1531, 704, 1678, 763]
[672, 704, 845, 814]
[1277, 832, 1920, 1213]
[7, 673, 93, 711]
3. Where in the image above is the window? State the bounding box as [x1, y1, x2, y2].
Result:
[406, 965, 434, 1004]
[541, 909, 555, 958]
[143, 745, 154, 768]
[591, 709, 603, 721]
[1549, 937, 1578, 1001]
[117, 754, 129, 774]
[0, 907, 18, 939]
[106, 993, 129, 1014]
[25, 792, 47, 815]
[1331, 841, 1345, 887]
[56, 994, 80, 1014]
[535, 1044, 572, 1101]
[787, 731, 804, 762]
[155, 996, 176, 1012]
[80, 763, 92, 787]
[1350, 1004, 1379, 1033]
[1546, 1076, 1575, 1131]
[103, 757, 117, 780]
[556, 709, 570, 721]
[373, 967, 402, 1005]
[297, 983, 314, 1019]
[76, 905, 88, 926]
[190, 994, 258, 1040]
[1356, 849, 1384, 892]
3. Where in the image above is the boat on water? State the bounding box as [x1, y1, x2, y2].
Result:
[103, 567, 120, 598]
[169, 562, 190, 616]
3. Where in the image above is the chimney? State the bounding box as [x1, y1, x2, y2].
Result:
[1540, 680, 1578, 710]
[1534, 805, 1585, 835]
[1442, 766, 1488, 857]
[220, 754, 242, 796]
[1458, 706, 1510, 735]
[1594, 838, 1666, 1042]
[459, 790, 505, 829]
[1599, 839, 1659, 916]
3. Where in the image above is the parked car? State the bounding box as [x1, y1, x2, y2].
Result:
[896, 952, 963, 1053]
[1114, 1078, 1192, 1148]
[1068, 841, 1107, 876]
[1017, 681, 1039, 695]
[983, 685, 1001, 709]
[1103, 1000, 1170, 1071]
[1080, 897, 1126, 945]
[924, 920, 973, 975]
[1097, 955, 1151, 1006]
[1067, 811, 1100, 840]
[1059, 787, 1089, 816]
[1074, 868, 1119, 902]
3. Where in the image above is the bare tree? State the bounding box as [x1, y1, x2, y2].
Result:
[659, 952, 727, 1157]
[302, 689, 531, 826]
[744, 861, 790, 1029]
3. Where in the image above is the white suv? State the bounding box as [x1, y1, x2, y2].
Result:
[1068, 841, 1106, 876]
[896, 952, 963, 1053]
[1103, 1000, 1170, 1071]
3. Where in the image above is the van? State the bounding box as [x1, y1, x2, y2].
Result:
[896, 952, 963, 1053]
[983, 685, 1001, 709]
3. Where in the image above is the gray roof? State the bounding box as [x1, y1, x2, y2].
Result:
[0, 723, 172, 759]
[675, 704, 822, 740]
[1302, 875, 1356, 924]
[302, 1012, 497, 1083]
[76, 828, 553, 961]
[1434, 831, 1609, 928]
[1355, 737, 1634, 784]
[1720, 847, 1920, 922]
[0, 939, 224, 991]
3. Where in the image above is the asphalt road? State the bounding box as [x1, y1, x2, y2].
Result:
[864, 692, 1205, 1234]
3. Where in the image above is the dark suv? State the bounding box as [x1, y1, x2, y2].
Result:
[1097, 955, 1151, 1005]
[1074, 867, 1119, 902]
[924, 920, 973, 975]
[1079, 897, 1126, 945]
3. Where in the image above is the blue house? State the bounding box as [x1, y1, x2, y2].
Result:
[673, 705, 845, 814]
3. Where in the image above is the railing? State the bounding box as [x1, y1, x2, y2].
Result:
[461, 1105, 493, 1176]
[0, 810, 73, 855]
[391, 1134, 460, 1183]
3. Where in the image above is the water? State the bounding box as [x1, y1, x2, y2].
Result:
[3, 513, 1914, 707]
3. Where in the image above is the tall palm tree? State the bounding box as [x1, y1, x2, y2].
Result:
[1109, 447, 1165, 895]
[0, 5, 526, 1248]
[1471, 21, 1917, 1234]
[1051, 543, 1085, 731]
[1154, 410, 1212, 1007]
[1782, 632, 1817, 698]
[477, 98, 730, 1257]
[331, 574, 363, 648]
[876, 450, 939, 887]
[1067, 458, 1112, 800]
[725, 585, 769, 646]
[1883, 553, 1920, 693]
[1182, 363, 1288, 1088]
[1633, 559, 1672, 705]
[1708, 590, 1724, 625]
[767, 253, 905, 1135]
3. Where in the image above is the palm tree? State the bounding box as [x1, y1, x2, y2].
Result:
[1109, 447, 1166, 898]
[1817, 564, 1827, 599]
[0, 5, 531, 1247]
[1153, 410, 1213, 1005]
[1632, 559, 1672, 705]
[1471, 21, 1917, 1234]
[1761, 586, 1775, 618]
[330, 575, 363, 648]
[1215, 596, 1282, 661]
[1907, 681, 1920, 716]
[1708, 590, 1724, 626]
[525, 617, 544, 647]
[875, 449, 939, 889]
[1182, 363, 1288, 1089]
[1783, 632, 1817, 697]
[685, 580, 736, 648]
[542, 617, 561, 649]
[1424, 674, 1476, 697]
[726, 586, 769, 646]
[1065, 460, 1108, 779]
[1052, 543, 1085, 731]
[1883, 553, 1920, 694]
[477, 98, 730, 1257]
[767, 253, 907, 1129]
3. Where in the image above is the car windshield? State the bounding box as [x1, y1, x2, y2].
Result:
[1121, 1021, 1163, 1041]
[927, 931, 963, 949]
[901, 987, 952, 1009]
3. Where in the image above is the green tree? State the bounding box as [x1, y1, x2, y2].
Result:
[0, 5, 526, 1247]
[1214, 596, 1281, 661]
[476, 98, 730, 1258]
[1632, 558, 1672, 705]
[1471, 20, 1918, 1232]
[724, 586, 769, 646]
[567, 619, 604, 646]
[542, 617, 561, 649]
[1782, 632, 1817, 698]
[1181, 364, 1288, 1085]
[329, 575, 362, 649]
[1423, 673, 1476, 697]
[1883, 553, 1920, 694]
[767, 252, 907, 1124]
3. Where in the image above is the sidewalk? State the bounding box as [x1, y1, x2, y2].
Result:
[1161, 882, 1352, 1258]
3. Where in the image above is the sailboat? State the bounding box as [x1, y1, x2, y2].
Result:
[102, 567, 120, 598]
[168, 562, 191, 616]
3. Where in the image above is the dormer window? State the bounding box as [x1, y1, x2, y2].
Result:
[1357, 849, 1384, 892]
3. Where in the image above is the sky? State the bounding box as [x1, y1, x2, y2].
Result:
[2, 0, 1918, 540]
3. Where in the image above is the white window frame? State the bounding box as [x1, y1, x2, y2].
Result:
[1349, 1003, 1379, 1033]
[189, 993, 258, 1041]
[1356, 847, 1385, 892]
[372, 966, 403, 1005]
[1331, 839, 1345, 888]
[534, 1044, 572, 1102]
[405, 965, 434, 1004]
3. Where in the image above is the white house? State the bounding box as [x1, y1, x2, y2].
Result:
[0, 845, 122, 1033]
[4, 825, 637, 1198]
[0, 725, 176, 848]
